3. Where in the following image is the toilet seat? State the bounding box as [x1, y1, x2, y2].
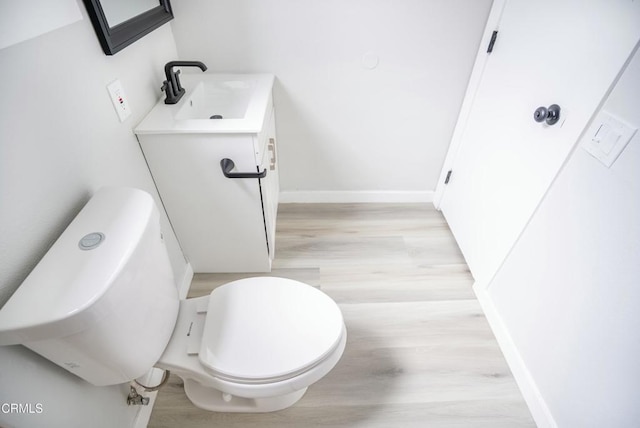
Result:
[198, 277, 344, 385]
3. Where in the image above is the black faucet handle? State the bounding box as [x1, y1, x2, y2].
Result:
[161, 80, 174, 96]
[162, 80, 181, 104]
[173, 69, 183, 92]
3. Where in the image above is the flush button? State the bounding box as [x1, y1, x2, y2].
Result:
[79, 232, 105, 250]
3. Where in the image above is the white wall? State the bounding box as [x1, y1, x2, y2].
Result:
[486, 46, 640, 427]
[170, 0, 492, 202]
[0, 0, 82, 49]
[0, 3, 188, 427]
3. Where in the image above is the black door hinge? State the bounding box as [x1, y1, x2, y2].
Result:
[487, 30, 498, 53]
[444, 170, 452, 185]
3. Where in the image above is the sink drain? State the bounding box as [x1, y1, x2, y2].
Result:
[210, 114, 223, 119]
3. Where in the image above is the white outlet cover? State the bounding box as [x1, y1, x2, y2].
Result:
[582, 110, 637, 168]
[107, 79, 132, 122]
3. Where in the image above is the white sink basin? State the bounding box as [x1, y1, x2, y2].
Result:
[175, 80, 253, 120]
[135, 73, 274, 134]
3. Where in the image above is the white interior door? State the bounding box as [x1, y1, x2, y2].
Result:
[439, 0, 640, 285]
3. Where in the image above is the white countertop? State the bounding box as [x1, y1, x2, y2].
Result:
[135, 73, 274, 135]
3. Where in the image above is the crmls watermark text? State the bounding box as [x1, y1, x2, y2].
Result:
[1, 403, 44, 414]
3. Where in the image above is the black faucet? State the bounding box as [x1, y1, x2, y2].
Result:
[162, 61, 208, 104]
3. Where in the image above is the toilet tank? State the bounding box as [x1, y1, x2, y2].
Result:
[0, 187, 180, 386]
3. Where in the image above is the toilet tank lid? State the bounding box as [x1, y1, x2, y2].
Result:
[0, 187, 156, 345]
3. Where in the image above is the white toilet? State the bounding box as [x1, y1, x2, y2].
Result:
[0, 187, 346, 412]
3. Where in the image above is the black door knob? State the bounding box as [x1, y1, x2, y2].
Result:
[534, 104, 561, 126]
[534, 106, 548, 122]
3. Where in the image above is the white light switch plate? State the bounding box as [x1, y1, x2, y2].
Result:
[583, 110, 636, 167]
[107, 79, 131, 122]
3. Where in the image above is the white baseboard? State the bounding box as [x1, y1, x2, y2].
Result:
[473, 283, 557, 428]
[279, 190, 434, 203]
[178, 262, 194, 299]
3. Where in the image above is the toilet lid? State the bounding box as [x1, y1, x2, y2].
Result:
[199, 277, 344, 383]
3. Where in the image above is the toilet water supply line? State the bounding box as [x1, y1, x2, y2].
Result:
[127, 370, 171, 406]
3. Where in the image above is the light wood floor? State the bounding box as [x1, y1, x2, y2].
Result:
[148, 204, 535, 427]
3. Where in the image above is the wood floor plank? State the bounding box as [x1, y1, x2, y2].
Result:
[148, 203, 535, 427]
[303, 301, 524, 407]
[404, 235, 468, 267]
[277, 203, 453, 240]
[150, 400, 534, 428]
[274, 235, 412, 268]
[319, 264, 474, 303]
[188, 268, 321, 297]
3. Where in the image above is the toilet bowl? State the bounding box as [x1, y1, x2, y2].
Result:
[0, 187, 346, 413]
[159, 277, 346, 412]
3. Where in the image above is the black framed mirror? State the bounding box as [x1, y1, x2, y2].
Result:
[83, 0, 173, 55]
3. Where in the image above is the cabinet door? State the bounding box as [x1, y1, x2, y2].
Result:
[140, 133, 270, 273]
[260, 108, 279, 258]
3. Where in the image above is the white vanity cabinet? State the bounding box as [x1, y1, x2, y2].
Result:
[138, 101, 279, 273]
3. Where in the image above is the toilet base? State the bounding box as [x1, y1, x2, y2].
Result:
[184, 379, 308, 413]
